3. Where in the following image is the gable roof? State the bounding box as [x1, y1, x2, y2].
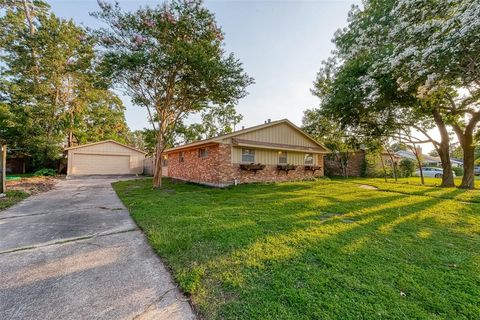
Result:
[164, 119, 329, 153]
[65, 140, 147, 154]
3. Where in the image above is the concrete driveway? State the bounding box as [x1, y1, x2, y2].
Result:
[0, 177, 195, 320]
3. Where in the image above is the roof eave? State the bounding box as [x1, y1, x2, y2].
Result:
[64, 140, 147, 154]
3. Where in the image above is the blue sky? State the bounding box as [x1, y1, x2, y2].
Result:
[49, 0, 359, 131]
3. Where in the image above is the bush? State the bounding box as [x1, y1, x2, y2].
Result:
[452, 167, 463, 177]
[34, 168, 57, 176]
[399, 158, 416, 177]
[360, 158, 368, 177]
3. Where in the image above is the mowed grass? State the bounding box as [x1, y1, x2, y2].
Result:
[0, 190, 29, 211]
[347, 176, 480, 187]
[113, 178, 480, 319]
[342, 177, 480, 203]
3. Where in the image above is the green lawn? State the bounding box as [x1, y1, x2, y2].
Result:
[337, 177, 480, 203]
[0, 190, 29, 211]
[113, 178, 480, 319]
[345, 176, 480, 187]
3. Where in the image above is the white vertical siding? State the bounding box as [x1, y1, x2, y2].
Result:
[67, 141, 145, 175]
[232, 123, 319, 148]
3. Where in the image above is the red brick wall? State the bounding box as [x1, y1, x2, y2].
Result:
[324, 150, 401, 177]
[165, 145, 221, 185]
[324, 151, 365, 177]
[166, 143, 325, 187]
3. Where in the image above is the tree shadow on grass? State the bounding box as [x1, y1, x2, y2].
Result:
[137, 182, 408, 261]
[344, 178, 480, 203]
[115, 178, 480, 319]
[210, 195, 480, 319]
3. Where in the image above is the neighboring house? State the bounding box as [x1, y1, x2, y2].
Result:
[450, 158, 464, 168]
[395, 148, 463, 168]
[65, 140, 146, 176]
[162, 119, 329, 187]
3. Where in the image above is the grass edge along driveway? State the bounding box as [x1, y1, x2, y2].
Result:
[113, 178, 480, 320]
[0, 190, 29, 211]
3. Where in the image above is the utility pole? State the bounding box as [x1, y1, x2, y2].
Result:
[0, 145, 6, 194]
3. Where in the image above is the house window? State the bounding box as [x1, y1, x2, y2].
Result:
[179, 152, 184, 163]
[198, 148, 208, 158]
[304, 153, 314, 165]
[162, 155, 168, 166]
[278, 151, 287, 164]
[241, 148, 255, 163]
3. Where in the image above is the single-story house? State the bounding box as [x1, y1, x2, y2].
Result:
[65, 140, 146, 176]
[162, 119, 330, 187]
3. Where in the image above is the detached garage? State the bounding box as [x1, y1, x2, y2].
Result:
[66, 140, 146, 176]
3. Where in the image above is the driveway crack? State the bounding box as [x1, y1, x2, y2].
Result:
[0, 228, 139, 255]
[0, 211, 55, 221]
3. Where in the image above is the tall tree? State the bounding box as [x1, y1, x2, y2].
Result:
[302, 109, 361, 177]
[93, 0, 253, 188]
[312, 0, 461, 187]
[0, 0, 129, 168]
[387, 0, 480, 188]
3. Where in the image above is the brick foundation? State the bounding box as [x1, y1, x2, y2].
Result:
[165, 143, 324, 187]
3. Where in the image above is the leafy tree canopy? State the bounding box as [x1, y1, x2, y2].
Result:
[311, 0, 480, 188]
[176, 104, 243, 144]
[93, 0, 253, 187]
[0, 0, 129, 168]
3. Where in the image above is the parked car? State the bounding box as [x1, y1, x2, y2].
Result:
[414, 167, 456, 178]
[475, 166, 480, 176]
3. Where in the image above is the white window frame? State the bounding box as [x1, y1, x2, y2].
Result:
[304, 153, 314, 165]
[241, 148, 255, 163]
[278, 151, 287, 164]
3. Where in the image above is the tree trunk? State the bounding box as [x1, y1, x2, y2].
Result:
[22, 0, 36, 35]
[452, 114, 479, 189]
[437, 143, 455, 187]
[432, 109, 455, 187]
[454, 128, 475, 189]
[152, 135, 164, 188]
[67, 110, 75, 148]
[460, 142, 475, 189]
[411, 145, 424, 185]
[380, 154, 387, 182]
[383, 145, 397, 182]
[0, 145, 6, 194]
[68, 131, 73, 148]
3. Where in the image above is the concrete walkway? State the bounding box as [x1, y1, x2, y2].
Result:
[0, 177, 195, 320]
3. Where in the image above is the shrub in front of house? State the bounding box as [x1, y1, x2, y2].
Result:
[364, 152, 393, 178]
[399, 158, 416, 177]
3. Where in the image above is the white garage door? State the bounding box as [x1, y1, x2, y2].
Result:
[71, 153, 131, 175]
